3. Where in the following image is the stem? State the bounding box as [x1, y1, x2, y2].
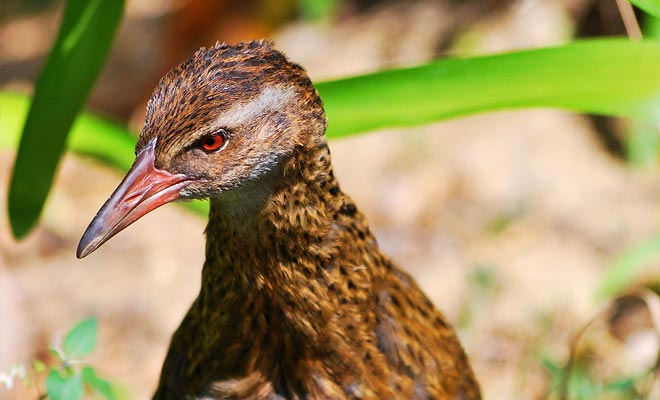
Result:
[615, 0, 643, 40]
[28, 366, 44, 400]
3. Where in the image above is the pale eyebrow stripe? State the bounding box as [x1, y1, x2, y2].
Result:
[209, 86, 295, 130]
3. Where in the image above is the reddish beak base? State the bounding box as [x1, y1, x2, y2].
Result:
[77, 139, 191, 259]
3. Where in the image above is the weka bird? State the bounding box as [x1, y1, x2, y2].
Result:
[77, 41, 480, 400]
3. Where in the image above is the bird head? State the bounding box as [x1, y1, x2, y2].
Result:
[77, 41, 326, 258]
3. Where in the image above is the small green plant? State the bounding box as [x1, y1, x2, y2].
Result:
[0, 317, 119, 400]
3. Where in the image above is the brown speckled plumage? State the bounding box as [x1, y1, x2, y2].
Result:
[79, 40, 480, 400]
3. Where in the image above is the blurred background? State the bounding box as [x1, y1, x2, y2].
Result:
[1, 0, 659, 398]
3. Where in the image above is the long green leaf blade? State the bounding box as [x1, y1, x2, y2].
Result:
[1, 92, 135, 170]
[7, 0, 124, 238]
[628, 0, 660, 18]
[3, 39, 660, 225]
[0, 92, 211, 217]
[317, 39, 660, 138]
[597, 233, 660, 299]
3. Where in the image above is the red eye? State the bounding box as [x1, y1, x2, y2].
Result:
[199, 131, 226, 152]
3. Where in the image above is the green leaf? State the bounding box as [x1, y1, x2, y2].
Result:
[597, 233, 660, 299]
[604, 376, 638, 393]
[33, 359, 46, 374]
[63, 317, 98, 359]
[625, 15, 660, 164]
[318, 39, 660, 138]
[298, 0, 337, 20]
[644, 13, 660, 40]
[2, 92, 137, 172]
[1, 91, 208, 216]
[7, 0, 124, 239]
[629, 0, 660, 18]
[3, 39, 660, 228]
[49, 347, 65, 362]
[82, 366, 116, 400]
[46, 369, 83, 400]
[625, 119, 660, 165]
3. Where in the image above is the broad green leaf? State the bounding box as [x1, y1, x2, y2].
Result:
[8, 0, 124, 239]
[629, 0, 660, 18]
[318, 39, 660, 138]
[82, 366, 116, 400]
[46, 370, 83, 400]
[597, 233, 660, 299]
[63, 317, 98, 359]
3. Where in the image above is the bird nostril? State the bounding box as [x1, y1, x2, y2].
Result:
[124, 192, 143, 204]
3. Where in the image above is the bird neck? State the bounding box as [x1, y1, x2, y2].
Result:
[200, 139, 349, 348]
[207, 156, 285, 237]
[160, 140, 389, 396]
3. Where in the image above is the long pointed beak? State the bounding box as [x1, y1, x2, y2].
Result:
[77, 139, 192, 259]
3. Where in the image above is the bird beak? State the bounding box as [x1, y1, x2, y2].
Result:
[77, 139, 191, 259]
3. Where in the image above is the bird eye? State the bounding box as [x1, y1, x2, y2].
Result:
[199, 130, 227, 152]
